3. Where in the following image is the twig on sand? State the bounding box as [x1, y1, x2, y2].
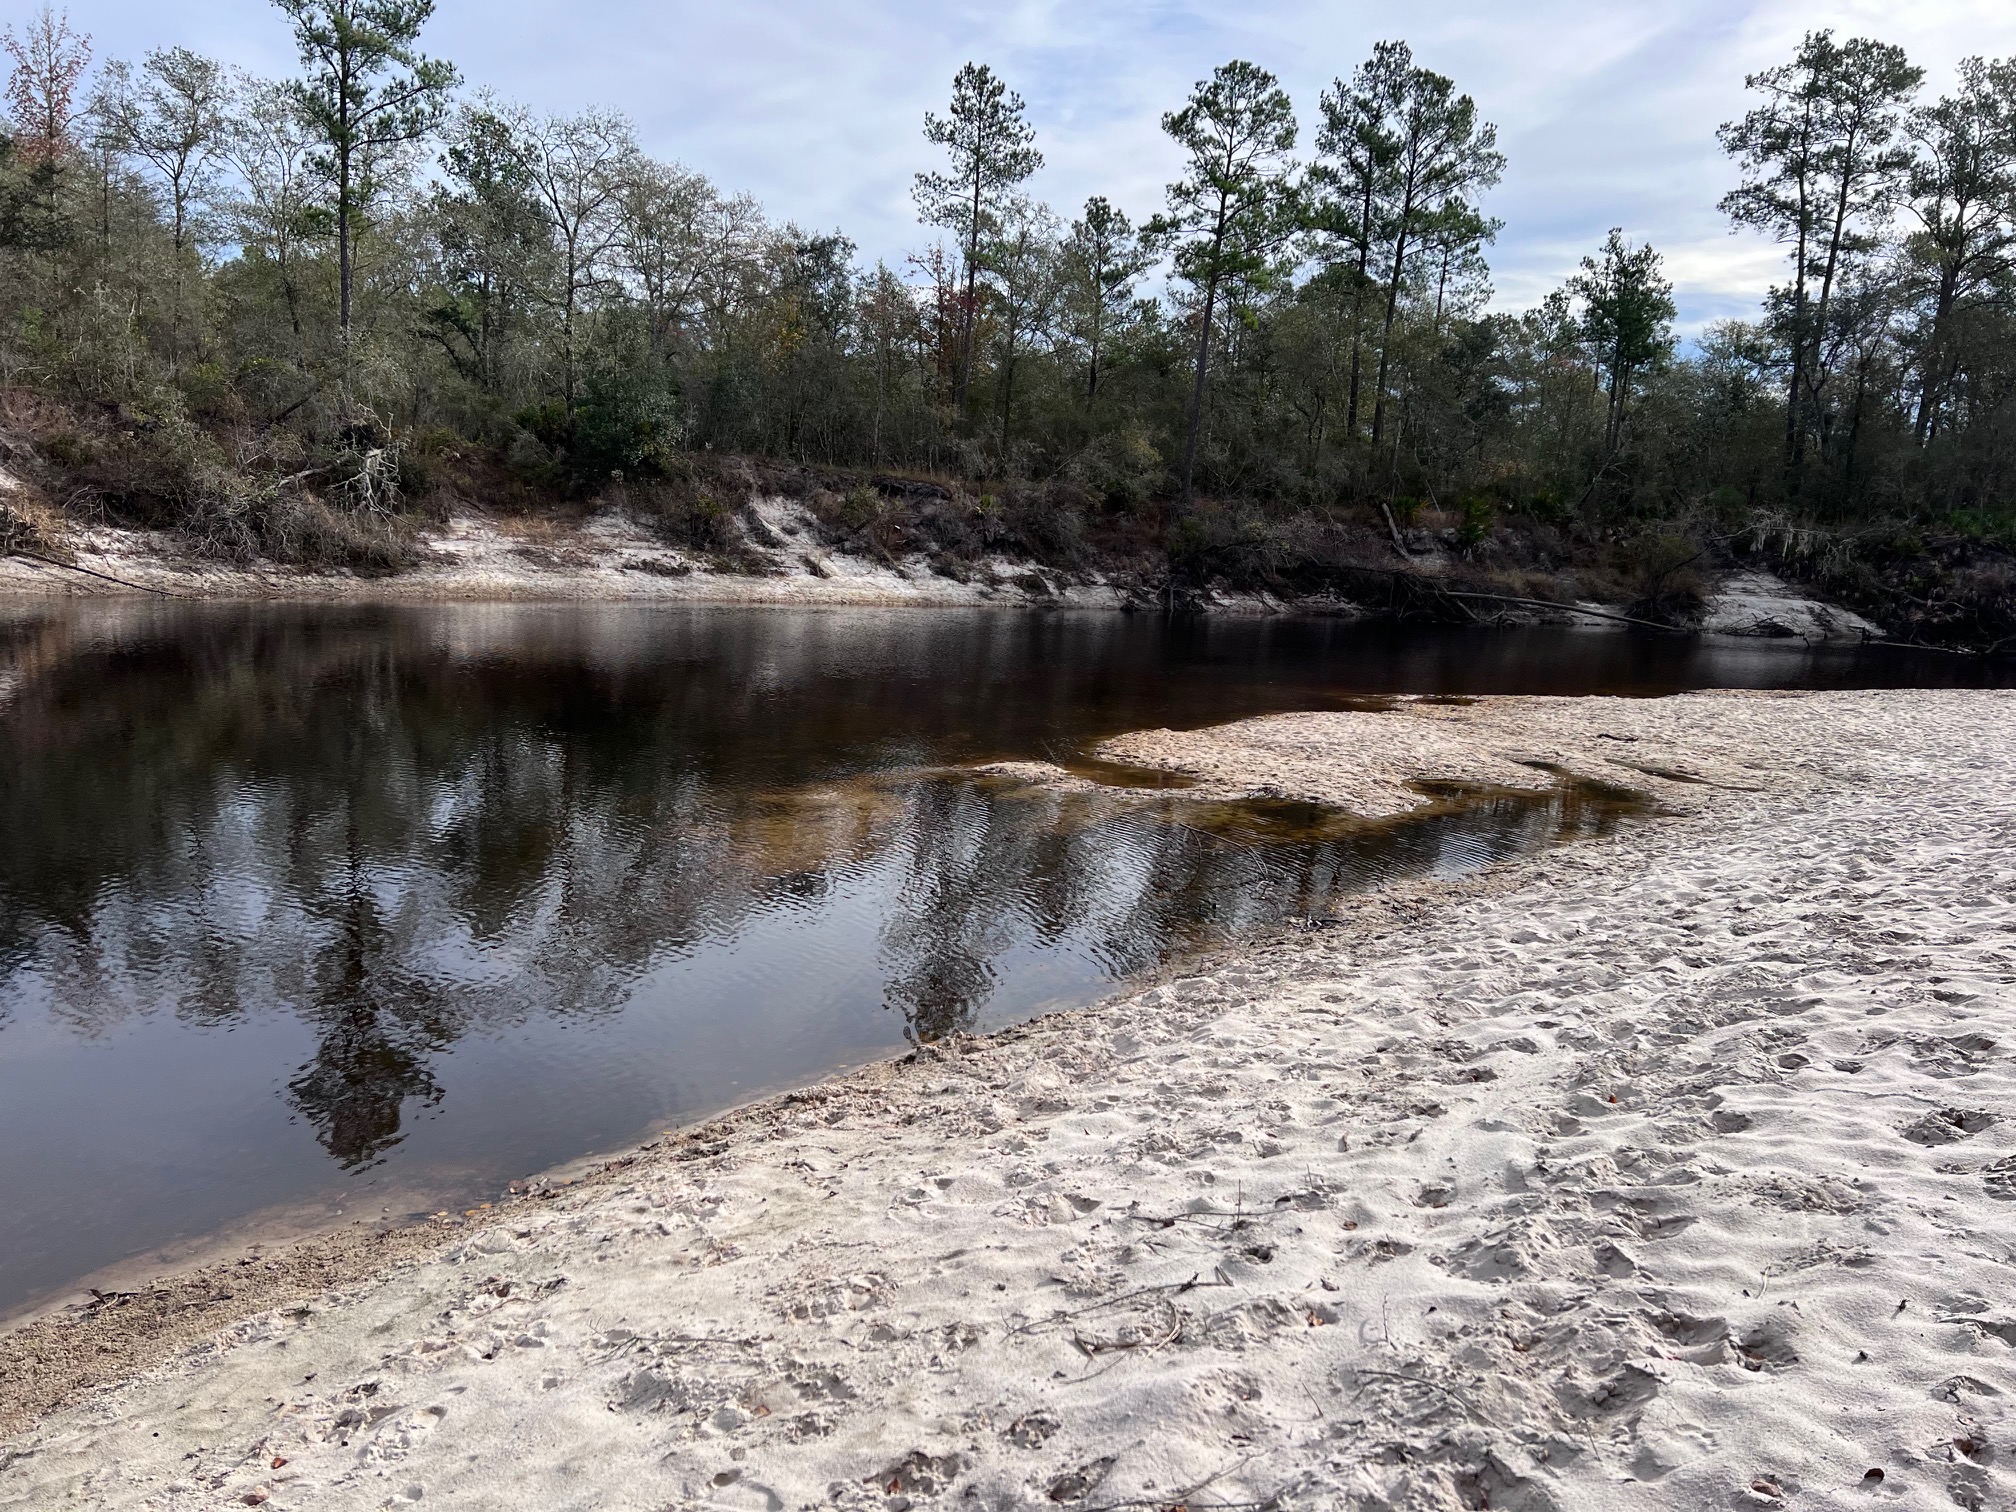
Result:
[1119, 1205, 1271, 1232]
[1006, 1272, 1231, 1340]
[1090, 1450, 1275, 1511]
[1352, 1366, 1477, 1418]
[588, 1330, 766, 1363]
[1071, 1300, 1183, 1358]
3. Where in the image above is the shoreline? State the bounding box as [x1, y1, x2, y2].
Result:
[4, 689, 2013, 1510]
[0, 848, 1562, 1451]
[0, 511, 1155, 613]
[0, 514, 1898, 649]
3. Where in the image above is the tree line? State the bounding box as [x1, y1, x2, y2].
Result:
[1, 2, 2012, 637]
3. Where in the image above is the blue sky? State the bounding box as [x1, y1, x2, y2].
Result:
[48, 0, 2014, 333]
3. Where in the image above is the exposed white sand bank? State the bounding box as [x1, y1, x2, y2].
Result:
[1089, 694, 1788, 819]
[0, 503, 1187, 611]
[0, 505, 1129, 609]
[3, 689, 2014, 1510]
[0, 507, 1875, 638]
[1703, 572, 1885, 644]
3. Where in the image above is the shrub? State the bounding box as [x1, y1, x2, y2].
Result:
[837, 483, 884, 531]
[1455, 496, 1495, 551]
[1947, 508, 2016, 549]
[1001, 489, 1086, 565]
[1066, 426, 1164, 509]
[42, 429, 91, 469]
[1167, 505, 1291, 589]
[631, 473, 768, 570]
[178, 362, 240, 423]
[1617, 531, 1708, 625]
[573, 367, 679, 480]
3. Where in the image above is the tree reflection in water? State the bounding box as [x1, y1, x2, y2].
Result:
[286, 839, 458, 1168]
[874, 780, 1640, 1041]
[15, 598, 1942, 1304]
[0, 608, 1636, 1169]
[0, 604, 1650, 1171]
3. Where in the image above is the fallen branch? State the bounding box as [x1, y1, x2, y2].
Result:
[1377, 498, 1412, 560]
[1339, 565, 1672, 632]
[1857, 636, 1995, 659]
[1438, 590, 1687, 634]
[1377, 568, 2009, 654]
[7, 547, 187, 599]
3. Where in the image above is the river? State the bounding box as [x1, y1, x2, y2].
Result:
[0, 601, 2001, 1316]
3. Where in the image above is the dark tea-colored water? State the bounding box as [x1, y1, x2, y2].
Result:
[0, 602, 1999, 1315]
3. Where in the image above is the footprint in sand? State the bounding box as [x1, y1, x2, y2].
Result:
[1899, 1108, 1997, 1145]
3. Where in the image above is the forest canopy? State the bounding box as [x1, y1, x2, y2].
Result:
[1, 2, 2012, 645]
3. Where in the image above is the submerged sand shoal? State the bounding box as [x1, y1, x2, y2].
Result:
[3, 689, 2014, 1511]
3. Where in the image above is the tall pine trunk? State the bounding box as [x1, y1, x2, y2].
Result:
[1178, 272, 1221, 502]
[952, 176, 982, 416]
[1370, 223, 1411, 445]
[1343, 181, 1373, 439]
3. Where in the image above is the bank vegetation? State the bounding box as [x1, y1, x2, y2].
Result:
[0, 4, 2012, 645]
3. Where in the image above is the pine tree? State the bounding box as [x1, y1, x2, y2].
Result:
[1568, 229, 1676, 456]
[911, 63, 1041, 419]
[1720, 31, 1922, 480]
[1353, 42, 1503, 447]
[1901, 57, 2016, 444]
[1060, 196, 1155, 406]
[1149, 60, 1298, 501]
[271, 0, 457, 360]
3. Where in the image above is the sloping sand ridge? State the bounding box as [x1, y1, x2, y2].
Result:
[3, 689, 2013, 1509]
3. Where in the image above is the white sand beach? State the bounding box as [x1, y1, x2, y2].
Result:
[3, 688, 2013, 1510]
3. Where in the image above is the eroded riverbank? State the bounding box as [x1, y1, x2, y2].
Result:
[0, 509, 1900, 651]
[4, 688, 2013, 1509]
